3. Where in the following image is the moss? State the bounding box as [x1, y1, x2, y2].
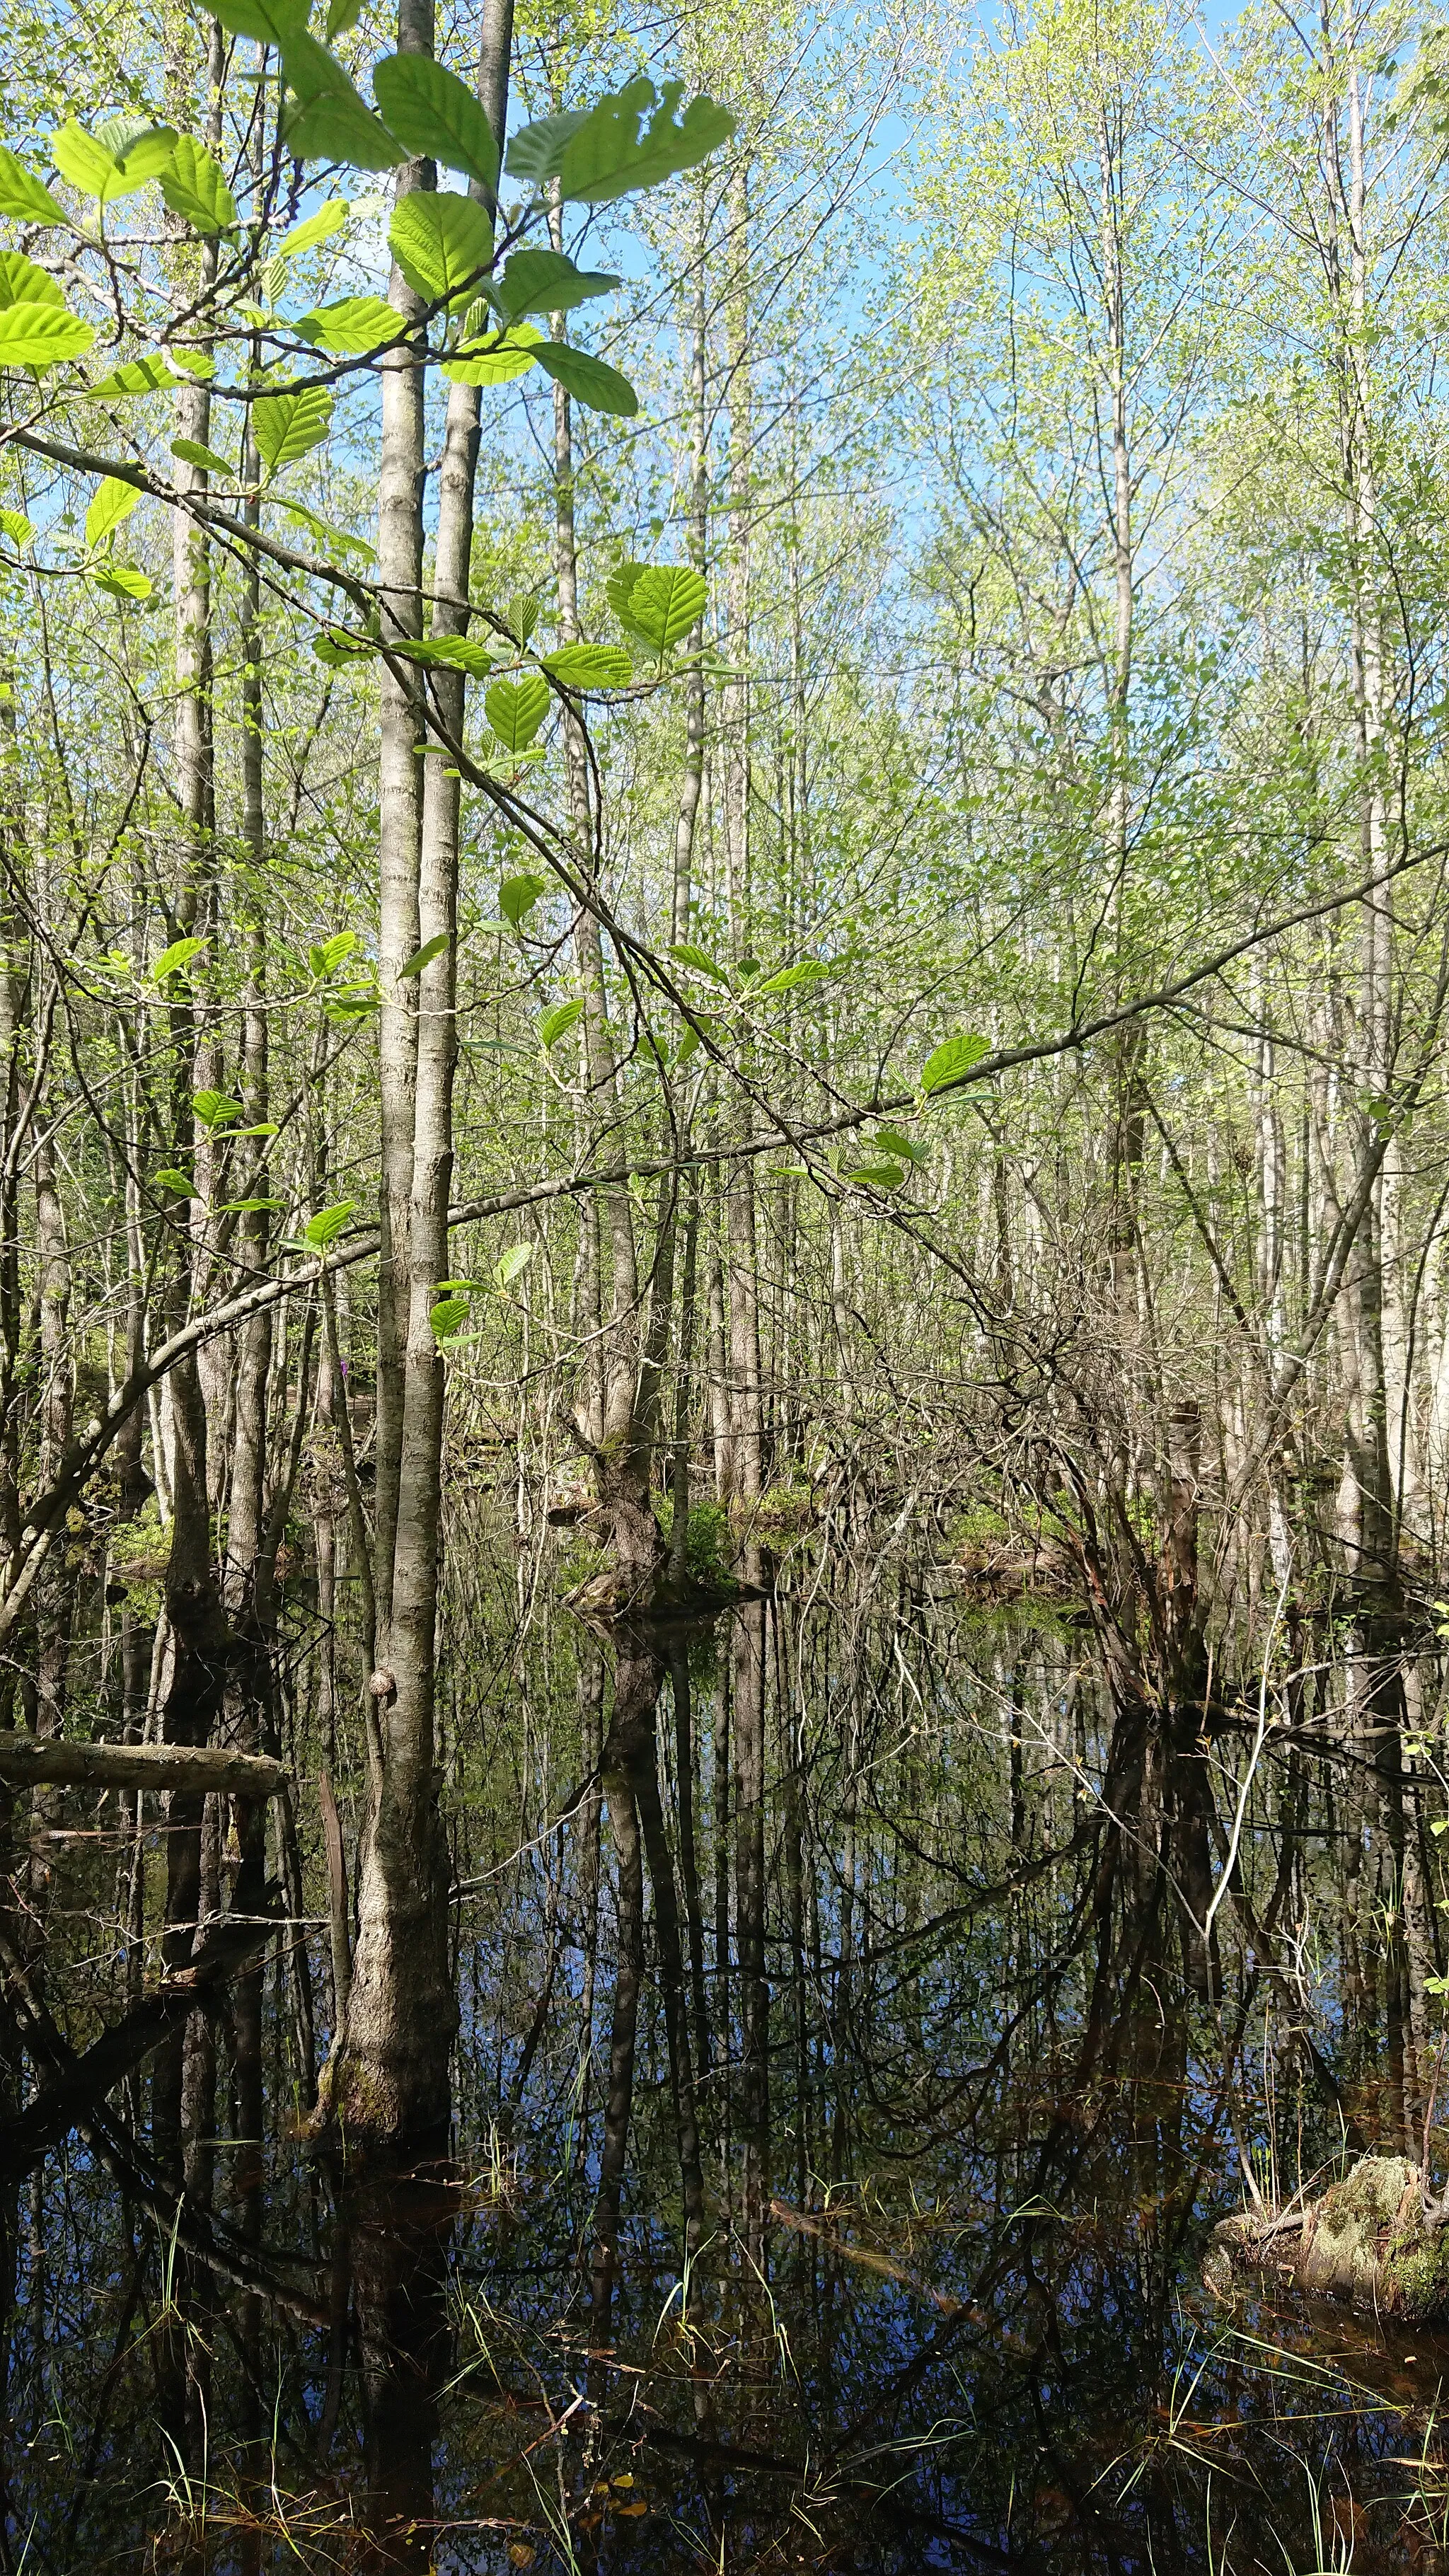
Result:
[1384, 2219, 1449, 2320]
[557, 1531, 608, 1591]
[658, 1498, 735, 1588]
[947, 1501, 1013, 1552]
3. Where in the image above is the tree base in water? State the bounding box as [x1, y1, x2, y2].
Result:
[1204, 2154, 1449, 2321]
[566, 1563, 752, 1621]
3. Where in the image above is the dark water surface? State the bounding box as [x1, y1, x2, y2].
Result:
[5, 1566, 1449, 2572]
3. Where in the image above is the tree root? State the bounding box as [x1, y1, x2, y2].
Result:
[1203, 2153, 1449, 2321]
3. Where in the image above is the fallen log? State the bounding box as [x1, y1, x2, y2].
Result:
[1203, 2153, 1449, 2322]
[0, 1733, 284, 1797]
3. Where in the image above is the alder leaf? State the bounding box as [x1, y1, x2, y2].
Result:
[294, 292, 396, 353]
[495, 247, 618, 318]
[508, 77, 733, 204]
[151, 937, 206, 980]
[484, 671, 550, 751]
[920, 1031, 990, 1097]
[0, 301, 92, 366]
[393, 633, 500, 679]
[388, 190, 489, 310]
[530, 337, 636, 416]
[93, 354, 180, 395]
[541, 642, 633, 688]
[669, 940, 730, 984]
[500, 871, 547, 927]
[85, 475, 142, 548]
[372, 53, 498, 189]
[0, 146, 64, 224]
[441, 317, 541, 386]
[252, 382, 333, 474]
[396, 931, 451, 978]
[160, 136, 238, 233]
[0, 250, 64, 308]
[277, 197, 349, 259]
[302, 1201, 355, 1248]
[539, 996, 584, 1047]
[171, 434, 236, 475]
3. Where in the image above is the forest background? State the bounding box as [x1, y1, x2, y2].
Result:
[0, 0, 1443, 2135]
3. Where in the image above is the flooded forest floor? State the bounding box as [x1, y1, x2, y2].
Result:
[4, 1508, 1449, 2575]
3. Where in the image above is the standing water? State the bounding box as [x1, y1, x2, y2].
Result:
[4, 1547, 1448, 2572]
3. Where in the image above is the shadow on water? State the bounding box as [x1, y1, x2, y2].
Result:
[5, 1562, 1449, 2570]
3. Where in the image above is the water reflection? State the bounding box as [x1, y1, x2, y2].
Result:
[4, 1563, 1449, 2569]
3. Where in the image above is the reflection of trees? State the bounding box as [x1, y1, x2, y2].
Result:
[6, 1562, 1449, 2572]
[589, 1627, 706, 2334]
[348, 2164, 457, 2574]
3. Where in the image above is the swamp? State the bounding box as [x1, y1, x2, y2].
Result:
[4, 0, 1449, 2563]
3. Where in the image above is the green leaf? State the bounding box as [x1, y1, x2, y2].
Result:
[51, 122, 117, 199]
[396, 930, 451, 978]
[111, 125, 180, 188]
[93, 354, 180, 396]
[160, 137, 237, 233]
[920, 1031, 990, 1097]
[617, 563, 705, 649]
[539, 996, 584, 1047]
[0, 250, 63, 309]
[151, 937, 206, 981]
[192, 1088, 243, 1128]
[508, 77, 734, 205]
[388, 190, 490, 310]
[219, 1196, 284, 1215]
[325, 0, 364, 33]
[485, 671, 550, 751]
[303, 1201, 355, 1248]
[154, 1167, 197, 1196]
[294, 291, 396, 352]
[324, 980, 379, 1020]
[86, 475, 141, 548]
[252, 381, 333, 474]
[209, 0, 308, 43]
[277, 197, 350, 259]
[393, 633, 500, 679]
[530, 337, 636, 416]
[754, 958, 831, 995]
[92, 562, 152, 601]
[542, 642, 633, 688]
[495, 1240, 534, 1288]
[845, 1162, 904, 1188]
[429, 1292, 470, 1339]
[504, 109, 588, 187]
[313, 624, 372, 665]
[284, 86, 404, 172]
[0, 147, 64, 224]
[171, 435, 235, 475]
[669, 940, 730, 984]
[0, 507, 33, 545]
[0, 302, 93, 366]
[441, 316, 541, 386]
[52, 120, 177, 203]
[496, 248, 619, 318]
[500, 871, 547, 927]
[506, 592, 538, 645]
[605, 562, 648, 642]
[309, 930, 359, 976]
[169, 347, 215, 380]
[873, 1126, 927, 1165]
[276, 499, 374, 561]
[372, 53, 499, 189]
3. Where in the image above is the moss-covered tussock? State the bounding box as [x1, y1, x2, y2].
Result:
[1204, 2154, 1449, 2321]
